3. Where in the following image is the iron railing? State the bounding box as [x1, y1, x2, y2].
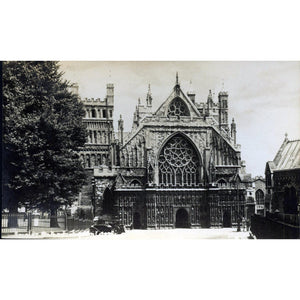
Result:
[1, 213, 93, 235]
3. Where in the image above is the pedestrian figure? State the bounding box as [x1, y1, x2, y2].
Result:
[246, 219, 250, 231]
[242, 217, 246, 231]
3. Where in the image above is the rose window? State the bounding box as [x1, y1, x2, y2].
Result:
[167, 98, 190, 118]
[158, 135, 200, 186]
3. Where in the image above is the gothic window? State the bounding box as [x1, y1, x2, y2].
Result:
[102, 154, 107, 165]
[97, 154, 102, 165]
[218, 179, 227, 188]
[102, 109, 107, 118]
[167, 98, 190, 118]
[91, 154, 96, 167]
[255, 189, 264, 205]
[158, 134, 200, 186]
[89, 131, 93, 143]
[134, 146, 138, 167]
[91, 109, 96, 118]
[86, 155, 91, 168]
[94, 131, 97, 143]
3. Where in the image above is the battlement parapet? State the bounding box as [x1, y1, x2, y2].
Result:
[81, 97, 106, 103]
[218, 91, 228, 97]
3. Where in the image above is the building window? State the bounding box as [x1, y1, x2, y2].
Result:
[91, 109, 96, 118]
[109, 110, 113, 118]
[218, 179, 226, 187]
[167, 98, 190, 118]
[255, 189, 264, 205]
[102, 109, 107, 118]
[86, 155, 91, 168]
[158, 134, 200, 186]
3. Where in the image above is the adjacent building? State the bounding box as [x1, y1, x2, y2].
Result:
[251, 135, 299, 238]
[265, 135, 300, 214]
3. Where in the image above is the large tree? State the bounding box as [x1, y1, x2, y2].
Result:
[2, 61, 87, 226]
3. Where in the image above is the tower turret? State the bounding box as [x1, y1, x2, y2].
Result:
[187, 80, 196, 103]
[174, 72, 180, 95]
[106, 83, 114, 105]
[132, 103, 140, 128]
[231, 118, 237, 145]
[218, 91, 229, 132]
[206, 89, 213, 116]
[118, 114, 124, 145]
[146, 84, 152, 107]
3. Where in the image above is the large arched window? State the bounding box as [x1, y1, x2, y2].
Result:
[158, 134, 200, 186]
[255, 189, 264, 205]
[167, 98, 190, 118]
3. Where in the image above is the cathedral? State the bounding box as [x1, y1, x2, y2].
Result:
[77, 74, 250, 229]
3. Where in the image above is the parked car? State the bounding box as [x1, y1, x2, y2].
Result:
[90, 215, 125, 235]
[90, 223, 113, 234]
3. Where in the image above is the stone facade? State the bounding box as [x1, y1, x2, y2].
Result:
[75, 84, 116, 214]
[265, 135, 300, 215]
[253, 176, 266, 215]
[78, 75, 251, 229]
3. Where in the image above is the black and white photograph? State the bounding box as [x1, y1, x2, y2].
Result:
[2, 61, 300, 239]
[1, 2, 300, 300]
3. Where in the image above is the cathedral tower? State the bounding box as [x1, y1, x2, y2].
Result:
[218, 91, 229, 132]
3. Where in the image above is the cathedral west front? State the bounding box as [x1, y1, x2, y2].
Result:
[77, 74, 249, 229]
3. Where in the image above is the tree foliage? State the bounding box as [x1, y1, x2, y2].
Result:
[3, 61, 87, 213]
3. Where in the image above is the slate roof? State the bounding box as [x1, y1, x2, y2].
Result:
[273, 139, 300, 171]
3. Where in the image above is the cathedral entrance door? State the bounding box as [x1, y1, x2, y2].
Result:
[175, 208, 190, 228]
[223, 210, 232, 228]
[133, 212, 141, 229]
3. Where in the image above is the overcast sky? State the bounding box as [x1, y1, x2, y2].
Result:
[60, 61, 300, 177]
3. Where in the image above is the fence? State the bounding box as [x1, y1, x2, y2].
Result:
[1, 212, 93, 235]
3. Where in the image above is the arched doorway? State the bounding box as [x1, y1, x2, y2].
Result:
[102, 188, 114, 214]
[175, 208, 190, 228]
[223, 210, 231, 228]
[133, 212, 141, 229]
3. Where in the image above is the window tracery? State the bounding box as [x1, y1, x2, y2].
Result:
[167, 98, 190, 118]
[158, 135, 200, 186]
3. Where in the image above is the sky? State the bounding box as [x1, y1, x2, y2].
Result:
[60, 61, 300, 177]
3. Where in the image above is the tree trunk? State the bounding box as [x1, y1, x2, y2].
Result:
[50, 207, 59, 228]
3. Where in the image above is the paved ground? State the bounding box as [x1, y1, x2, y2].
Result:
[3, 228, 253, 239]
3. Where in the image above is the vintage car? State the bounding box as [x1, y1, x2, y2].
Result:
[90, 215, 125, 235]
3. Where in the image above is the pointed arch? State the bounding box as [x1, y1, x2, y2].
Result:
[217, 178, 227, 187]
[255, 189, 264, 205]
[129, 179, 142, 186]
[157, 132, 203, 186]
